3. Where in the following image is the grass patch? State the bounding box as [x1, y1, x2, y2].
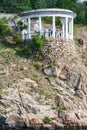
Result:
[43, 116, 52, 123]
[0, 87, 3, 94]
[0, 87, 8, 95]
[81, 55, 87, 59]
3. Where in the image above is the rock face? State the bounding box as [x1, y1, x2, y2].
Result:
[69, 71, 81, 89]
[0, 38, 87, 128]
[55, 94, 67, 109]
[6, 115, 26, 127]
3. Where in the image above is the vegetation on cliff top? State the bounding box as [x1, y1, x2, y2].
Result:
[0, 0, 87, 25]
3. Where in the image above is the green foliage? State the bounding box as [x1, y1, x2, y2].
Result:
[57, 106, 63, 112]
[32, 33, 45, 51]
[22, 34, 45, 57]
[0, 0, 31, 13]
[22, 41, 33, 55]
[42, 17, 52, 24]
[17, 20, 27, 31]
[43, 116, 52, 123]
[12, 32, 23, 44]
[75, 3, 85, 24]
[0, 17, 10, 36]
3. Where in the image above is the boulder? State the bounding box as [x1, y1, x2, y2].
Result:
[63, 114, 76, 124]
[77, 38, 83, 45]
[76, 120, 82, 128]
[85, 59, 87, 66]
[69, 71, 81, 89]
[0, 95, 2, 100]
[6, 115, 26, 128]
[44, 65, 58, 77]
[74, 90, 84, 98]
[40, 124, 55, 130]
[55, 122, 64, 129]
[55, 94, 68, 109]
[29, 118, 43, 125]
[82, 121, 87, 128]
[60, 65, 69, 79]
[0, 101, 6, 107]
[59, 74, 67, 81]
[0, 116, 6, 125]
[55, 94, 68, 118]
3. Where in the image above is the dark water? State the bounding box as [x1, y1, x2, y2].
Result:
[0, 126, 87, 130]
[0, 129, 86, 130]
[0, 128, 87, 130]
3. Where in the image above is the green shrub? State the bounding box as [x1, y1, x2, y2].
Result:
[12, 32, 23, 44]
[43, 116, 52, 123]
[22, 33, 45, 57]
[17, 20, 27, 31]
[0, 17, 10, 36]
[23, 41, 33, 55]
[32, 33, 45, 51]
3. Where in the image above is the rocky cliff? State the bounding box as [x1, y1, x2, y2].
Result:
[0, 32, 87, 128]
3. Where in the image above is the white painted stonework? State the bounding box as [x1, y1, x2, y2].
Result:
[20, 8, 76, 40]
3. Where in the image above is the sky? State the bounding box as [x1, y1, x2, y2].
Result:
[79, 0, 87, 2]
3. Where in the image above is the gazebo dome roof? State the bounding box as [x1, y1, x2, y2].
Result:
[19, 8, 76, 18]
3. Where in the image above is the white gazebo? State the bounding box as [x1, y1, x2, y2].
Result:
[19, 8, 76, 40]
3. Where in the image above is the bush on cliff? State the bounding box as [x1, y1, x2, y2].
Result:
[43, 116, 52, 123]
[32, 33, 45, 51]
[0, 17, 10, 36]
[12, 32, 23, 45]
[22, 33, 45, 58]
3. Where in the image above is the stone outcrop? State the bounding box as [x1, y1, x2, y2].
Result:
[6, 115, 26, 128]
[0, 35, 87, 129]
[68, 71, 81, 89]
[44, 65, 58, 77]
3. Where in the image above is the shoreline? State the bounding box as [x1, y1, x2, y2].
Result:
[0, 115, 87, 130]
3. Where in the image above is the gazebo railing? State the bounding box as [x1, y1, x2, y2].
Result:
[22, 30, 65, 40]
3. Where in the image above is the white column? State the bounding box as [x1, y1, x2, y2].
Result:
[60, 18, 65, 40]
[61, 19, 65, 40]
[68, 17, 73, 40]
[65, 17, 68, 40]
[27, 17, 31, 39]
[71, 17, 73, 40]
[52, 15, 55, 38]
[39, 16, 42, 33]
[62, 22, 65, 39]
[68, 18, 71, 39]
[21, 19, 25, 40]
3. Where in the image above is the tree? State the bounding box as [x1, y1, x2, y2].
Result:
[30, 0, 37, 9]
[83, 1, 87, 25]
[34, 0, 47, 9]
[0, 17, 10, 36]
[0, 0, 32, 13]
[15, 0, 32, 12]
[75, 3, 85, 24]
[56, 0, 77, 11]
[46, 0, 57, 8]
